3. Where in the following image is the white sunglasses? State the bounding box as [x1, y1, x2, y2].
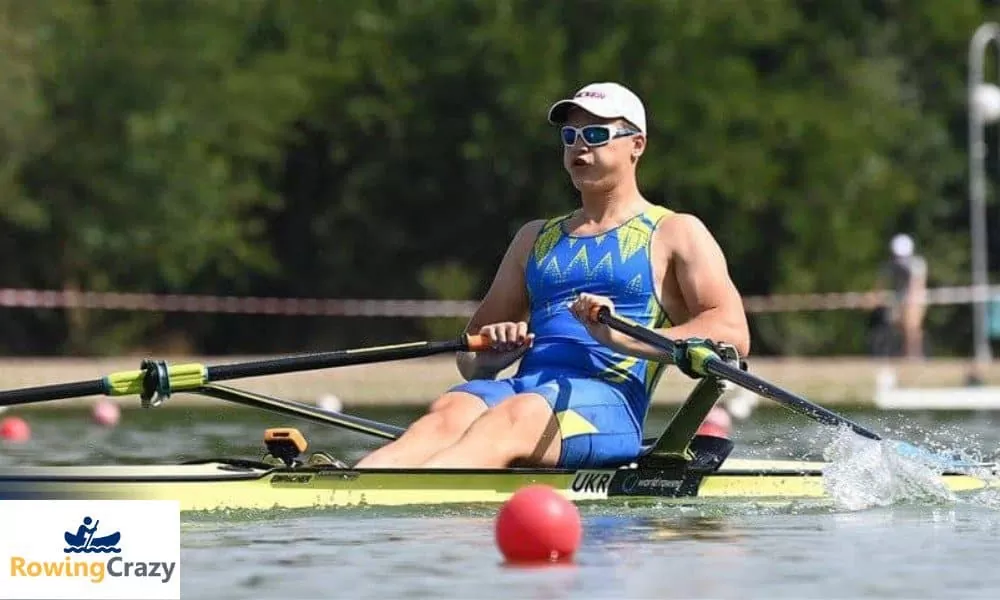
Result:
[561, 125, 639, 147]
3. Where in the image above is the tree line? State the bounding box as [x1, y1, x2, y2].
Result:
[1, 0, 998, 357]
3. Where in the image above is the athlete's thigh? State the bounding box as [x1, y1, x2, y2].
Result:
[525, 376, 642, 469]
[447, 377, 520, 409]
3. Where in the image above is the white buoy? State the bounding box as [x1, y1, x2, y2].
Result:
[317, 394, 343, 413]
[973, 83, 1000, 123]
[876, 367, 897, 394]
[723, 388, 760, 421]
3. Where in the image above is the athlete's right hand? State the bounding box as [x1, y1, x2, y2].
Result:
[477, 321, 535, 353]
[458, 322, 534, 380]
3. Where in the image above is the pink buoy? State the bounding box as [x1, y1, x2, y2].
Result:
[92, 400, 121, 427]
[0, 416, 31, 443]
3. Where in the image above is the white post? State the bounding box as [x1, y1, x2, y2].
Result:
[968, 23, 1000, 366]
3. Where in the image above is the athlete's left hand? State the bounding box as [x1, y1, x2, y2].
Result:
[568, 293, 615, 345]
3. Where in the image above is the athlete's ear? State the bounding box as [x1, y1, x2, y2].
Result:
[631, 134, 646, 162]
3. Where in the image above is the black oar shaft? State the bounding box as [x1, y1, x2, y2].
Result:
[0, 334, 488, 410]
[0, 379, 107, 407]
[596, 308, 882, 441]
[701, 359, 881, 441]
[205, 338, 477, 382]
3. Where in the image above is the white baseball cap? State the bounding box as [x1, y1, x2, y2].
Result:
[891, 233, 915, 258]
[547, 82, 647, 134]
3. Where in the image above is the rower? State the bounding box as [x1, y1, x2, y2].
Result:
[352, 82, 751, 471]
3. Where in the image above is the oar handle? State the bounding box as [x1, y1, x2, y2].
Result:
[594, 307, 882, 441]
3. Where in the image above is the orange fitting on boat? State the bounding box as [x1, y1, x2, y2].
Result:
[264, 427, 308, 455]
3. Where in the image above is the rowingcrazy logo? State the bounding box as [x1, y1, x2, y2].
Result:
[1, 500, 180, 600]
[9, 516, 176, 585]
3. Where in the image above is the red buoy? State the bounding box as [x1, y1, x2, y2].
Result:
[696, 405, 732, 439]
[0, 416, 31, 443]
[495, 484, 582, 563]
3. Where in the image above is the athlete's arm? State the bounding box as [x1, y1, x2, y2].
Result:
[655, 214, 750, 356]
[456, 220, 545, 380]
[576, 214, 750, 362]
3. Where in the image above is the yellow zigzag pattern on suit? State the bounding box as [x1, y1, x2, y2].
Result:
[644, 297, 671, 393]
[542, 256, 563, 283]
[525, 204, 677, 404]
[617, 218, 655, 263]
[533, 215, 571, 267]
[601, 354, 640, 384]
[534, 206, 670, 269]
[556, 409, 599, 439]
[540, 246, 623, 283]
[565, 245, 615, 281]
[599, 299, 672, 392]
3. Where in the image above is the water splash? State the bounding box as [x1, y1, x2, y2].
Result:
[821, 427, 956, 511]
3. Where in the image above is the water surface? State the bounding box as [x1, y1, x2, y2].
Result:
[3, 404, 1000, 599]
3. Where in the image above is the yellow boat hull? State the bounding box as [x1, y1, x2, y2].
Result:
[1, 458, 995, 512]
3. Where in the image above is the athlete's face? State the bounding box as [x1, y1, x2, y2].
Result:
[561, 107, 645, 192]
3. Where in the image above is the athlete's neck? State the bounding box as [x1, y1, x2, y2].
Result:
[578, 178, 648, 224]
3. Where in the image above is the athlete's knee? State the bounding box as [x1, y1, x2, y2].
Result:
[430, 390, 488, 413]
[479, 394, 557, 457]
[428, 393, 462, 414]
[482, 394, 558, 450]
[490, 393, 550, 427]
[404, 412, 455, 440]
[415, 393, 486, 437]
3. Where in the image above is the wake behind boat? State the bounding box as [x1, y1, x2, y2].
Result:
[0, 314, 996, 512]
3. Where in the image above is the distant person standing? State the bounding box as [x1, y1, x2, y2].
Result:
[878, 234, 928, 359]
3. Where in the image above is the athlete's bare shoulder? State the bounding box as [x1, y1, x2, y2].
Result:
[514, 218, 547, 240]
[505, 219, 546, 267]
[652, 211, 720, 254]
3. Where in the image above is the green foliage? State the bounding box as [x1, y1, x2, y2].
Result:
[0, 2, 48, 230]
[418, 261, 479, 340]
[0, 0, 998, 355]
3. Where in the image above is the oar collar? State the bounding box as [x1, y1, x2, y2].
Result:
[140, 359, 172, 408]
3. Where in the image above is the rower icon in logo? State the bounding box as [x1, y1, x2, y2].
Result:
[63, 516, 121, 554]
